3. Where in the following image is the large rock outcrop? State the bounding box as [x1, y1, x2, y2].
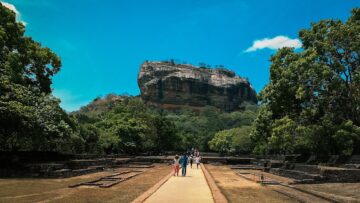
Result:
[138, 61, 257, 112]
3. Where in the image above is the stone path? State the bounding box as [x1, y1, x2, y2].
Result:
[144, 165, 214, 203]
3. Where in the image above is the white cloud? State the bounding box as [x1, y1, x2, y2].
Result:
[244, 35, 302, 52]
[1, 1, 27, 26]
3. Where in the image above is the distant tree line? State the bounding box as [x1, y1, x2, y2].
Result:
[71, 98, 258, 154]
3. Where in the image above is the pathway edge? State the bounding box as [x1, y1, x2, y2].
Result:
[131, 169, 173, 203]
[201, 163, 228, 203]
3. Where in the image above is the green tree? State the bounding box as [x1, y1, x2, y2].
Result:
[209, 126, 254, 154]
[252, 8, 360, 156]
[0, 4, 76, 151]
[232, 126, 254, 154]
[153, 115, 177, 151]
[209, 130, 233, 153]
[78, 124, 101, 153]
[268, 117, 296, 154]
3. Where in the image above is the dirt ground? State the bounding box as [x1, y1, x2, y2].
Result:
[235, 169, 296, 184]
[0, 164, 172, 203]
[207, 164, 360, 203]
[295, 183, 360, 203]
[204, 164, 297, 203]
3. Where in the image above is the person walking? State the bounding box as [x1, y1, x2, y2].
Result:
[189, 155, 194, 168]
[180, 153, 188, 176]
[173, 155, 180, 176]
[194, 149, 200, 157]
[195, 156, 201, 169]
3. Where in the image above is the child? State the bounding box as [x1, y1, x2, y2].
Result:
[173, 155, 180, 176]
[195, 156, 201, 169]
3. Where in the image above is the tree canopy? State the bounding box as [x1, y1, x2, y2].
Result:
[251, 8, 360, 156]
[0, 3, 75, 151]
[72, 96, 258, 154]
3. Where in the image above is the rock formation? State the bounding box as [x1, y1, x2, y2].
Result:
[138, 61, 257, 112]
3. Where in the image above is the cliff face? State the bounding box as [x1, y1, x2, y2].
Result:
[138, 62, 257, 112]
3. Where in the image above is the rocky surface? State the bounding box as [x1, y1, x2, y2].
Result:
[138, 61, 257, 111]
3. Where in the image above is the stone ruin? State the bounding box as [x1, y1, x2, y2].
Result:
[230, 154, 360, 183]
[69, 170, 145, 188]
[0, 152, 160, 178]
[2, 151, 360, 184]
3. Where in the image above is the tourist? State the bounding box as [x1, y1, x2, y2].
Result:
[195, 156, 201, 169]
[189, 154, 194, 168]
[195, 149, 200, 157]
[173, 154, 180, 176]
[180, 153, 188, 176]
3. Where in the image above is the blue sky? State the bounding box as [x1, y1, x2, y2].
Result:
[2, 0, 359, 111]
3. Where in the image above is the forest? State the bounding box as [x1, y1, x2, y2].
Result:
[0, 4, 359, 156]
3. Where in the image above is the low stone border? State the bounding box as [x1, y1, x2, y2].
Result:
[201, 163, 228, 203]
[131, 170, 173, 203]
[279, 183, 342, 203]
[272, 188, 307, 203]
[69, 170, 144, 188]
[235, 170, 341, 203]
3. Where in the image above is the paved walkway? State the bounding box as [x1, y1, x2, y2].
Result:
[144, 165, 214, 203]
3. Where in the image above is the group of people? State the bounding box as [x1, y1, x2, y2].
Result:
[173, 149, 202, 176]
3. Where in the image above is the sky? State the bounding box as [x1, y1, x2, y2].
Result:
[1, 0, 359, 111]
